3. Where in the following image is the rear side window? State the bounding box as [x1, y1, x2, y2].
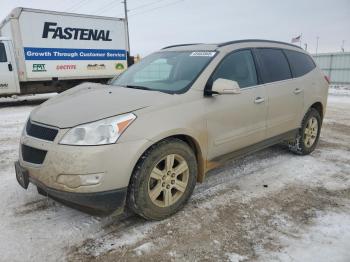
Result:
[0, 43, 7, 62]
[256, 48, 292, 83]
[284, 50, 316, 77]
[212, 50, 258, 88]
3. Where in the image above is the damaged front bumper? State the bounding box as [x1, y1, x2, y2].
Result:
[15, 161, 127, 213]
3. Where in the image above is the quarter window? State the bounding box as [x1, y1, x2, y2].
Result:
[256, 48, 292, 83]
[211, 50, 258, 88]
[0, 43, 7, 62]
[284, 49, 316, 77]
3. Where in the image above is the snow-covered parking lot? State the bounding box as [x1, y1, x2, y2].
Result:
[0, 91, 349, 262]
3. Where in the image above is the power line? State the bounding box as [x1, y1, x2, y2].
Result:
[129, 0, 184, 17]
[65, 0, 90, 12]
[123, 0, 131, 52]
[94, 0, 168, 16]
[94, 0, 122, 15]
[129, 0, 170, 11]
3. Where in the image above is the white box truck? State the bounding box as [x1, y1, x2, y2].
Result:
[0, 7, 129, 97]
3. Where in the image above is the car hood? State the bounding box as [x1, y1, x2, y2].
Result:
[30, 83, 174, 128]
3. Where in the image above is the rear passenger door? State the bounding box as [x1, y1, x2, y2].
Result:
[255, 48, 303, 138]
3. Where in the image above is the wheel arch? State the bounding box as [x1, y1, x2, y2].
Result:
[130, 133, 206, 184]
[171, 134, 206, 183]
[310, 101, 324, 120]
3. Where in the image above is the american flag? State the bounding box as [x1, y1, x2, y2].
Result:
[291, 35, 301, 43]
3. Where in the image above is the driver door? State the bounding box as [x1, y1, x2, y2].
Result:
[205, 49, 268, 160]
[0, 40, 20, 95]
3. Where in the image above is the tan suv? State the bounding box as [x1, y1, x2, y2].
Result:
[15, 40, 329, 220]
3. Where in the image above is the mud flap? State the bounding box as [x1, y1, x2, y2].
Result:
[14, 161, 29, 189]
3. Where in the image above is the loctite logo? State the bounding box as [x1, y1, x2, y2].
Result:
[42, 22, 112, 41]
[56, 65, 76, 70]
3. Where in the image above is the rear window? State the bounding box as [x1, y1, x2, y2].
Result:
[284, 50, 316, 77]
[0, 43, 7, 62]
[256, 48, 292, 83]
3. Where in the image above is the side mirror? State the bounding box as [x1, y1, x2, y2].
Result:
[210, 78, 240, 95]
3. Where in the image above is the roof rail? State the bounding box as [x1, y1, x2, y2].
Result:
[217, 39, 302, 49]
[162, 43, 202, 49]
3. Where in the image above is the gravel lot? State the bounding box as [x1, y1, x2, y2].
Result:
[0, 91, 349, 262]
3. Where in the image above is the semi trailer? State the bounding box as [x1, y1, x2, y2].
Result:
[0, 7, 129, 97]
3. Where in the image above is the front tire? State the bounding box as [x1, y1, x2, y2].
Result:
[127, 138, 197, 220]
[289, 108, 322, 155]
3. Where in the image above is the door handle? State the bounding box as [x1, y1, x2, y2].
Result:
[293, 88, 302, 94]
[254, 97, 265, 104]
[8, 63, 13, 72]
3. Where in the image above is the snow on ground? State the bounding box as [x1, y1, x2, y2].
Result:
[0, 91, 349, 261]
[0, 93, 57, 104]
[265, 212, 350, 262]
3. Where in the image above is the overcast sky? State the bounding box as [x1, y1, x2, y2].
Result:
[1, 0, 349, 56]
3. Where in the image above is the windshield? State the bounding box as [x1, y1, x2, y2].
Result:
[111, 51, 216, 93]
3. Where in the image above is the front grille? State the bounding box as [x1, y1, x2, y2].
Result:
[21, 144, 47, 164]
[26, 120, 58, 141]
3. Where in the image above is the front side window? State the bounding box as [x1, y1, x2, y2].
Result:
[112, 51, 216, 94]
[211, 50, 258, 88]
[257, 48, 292, 83]
[284, 49, 316, 77]
[0, 43, 7, 62]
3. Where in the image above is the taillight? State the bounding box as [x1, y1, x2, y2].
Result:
[324, 75, 330, 84]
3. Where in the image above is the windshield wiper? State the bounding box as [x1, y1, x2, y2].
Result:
[124, 85, 152, 91]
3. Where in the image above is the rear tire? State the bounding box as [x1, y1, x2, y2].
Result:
[289, 108, 322, 155]
[127, 138, 197, 220]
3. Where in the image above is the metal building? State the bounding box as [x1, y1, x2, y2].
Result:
[313, 52, 350, 86]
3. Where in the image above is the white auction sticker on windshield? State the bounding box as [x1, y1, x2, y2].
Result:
[190, 52, 216, 57]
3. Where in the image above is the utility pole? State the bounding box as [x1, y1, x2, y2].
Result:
[341, 40, 345, 52]
[122, 0, 131, 54]
[316, 36, 319, 56]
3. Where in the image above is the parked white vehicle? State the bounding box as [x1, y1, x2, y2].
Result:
[0, 8, 129, 97]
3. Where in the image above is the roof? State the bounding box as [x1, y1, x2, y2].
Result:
[162, 39, 302, 51]
[217, 39, 301, 49]
[0, 7, 124, 29]
[162, 43, 218, 51]
[312, 51, 350, 57]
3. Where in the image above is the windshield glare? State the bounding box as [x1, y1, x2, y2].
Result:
[111, 51, 216, 93]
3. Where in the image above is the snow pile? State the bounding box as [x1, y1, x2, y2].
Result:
[329, 85, 350, 96]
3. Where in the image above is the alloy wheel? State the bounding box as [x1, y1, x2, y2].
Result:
[148, 154, 189, 207]
[304, 116, 318, 148]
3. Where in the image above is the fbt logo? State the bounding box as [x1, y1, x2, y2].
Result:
[32, 64, 46, 72]
[56, 65, 76, 70]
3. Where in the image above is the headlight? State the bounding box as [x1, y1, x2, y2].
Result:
[60, 113, 136, 146]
